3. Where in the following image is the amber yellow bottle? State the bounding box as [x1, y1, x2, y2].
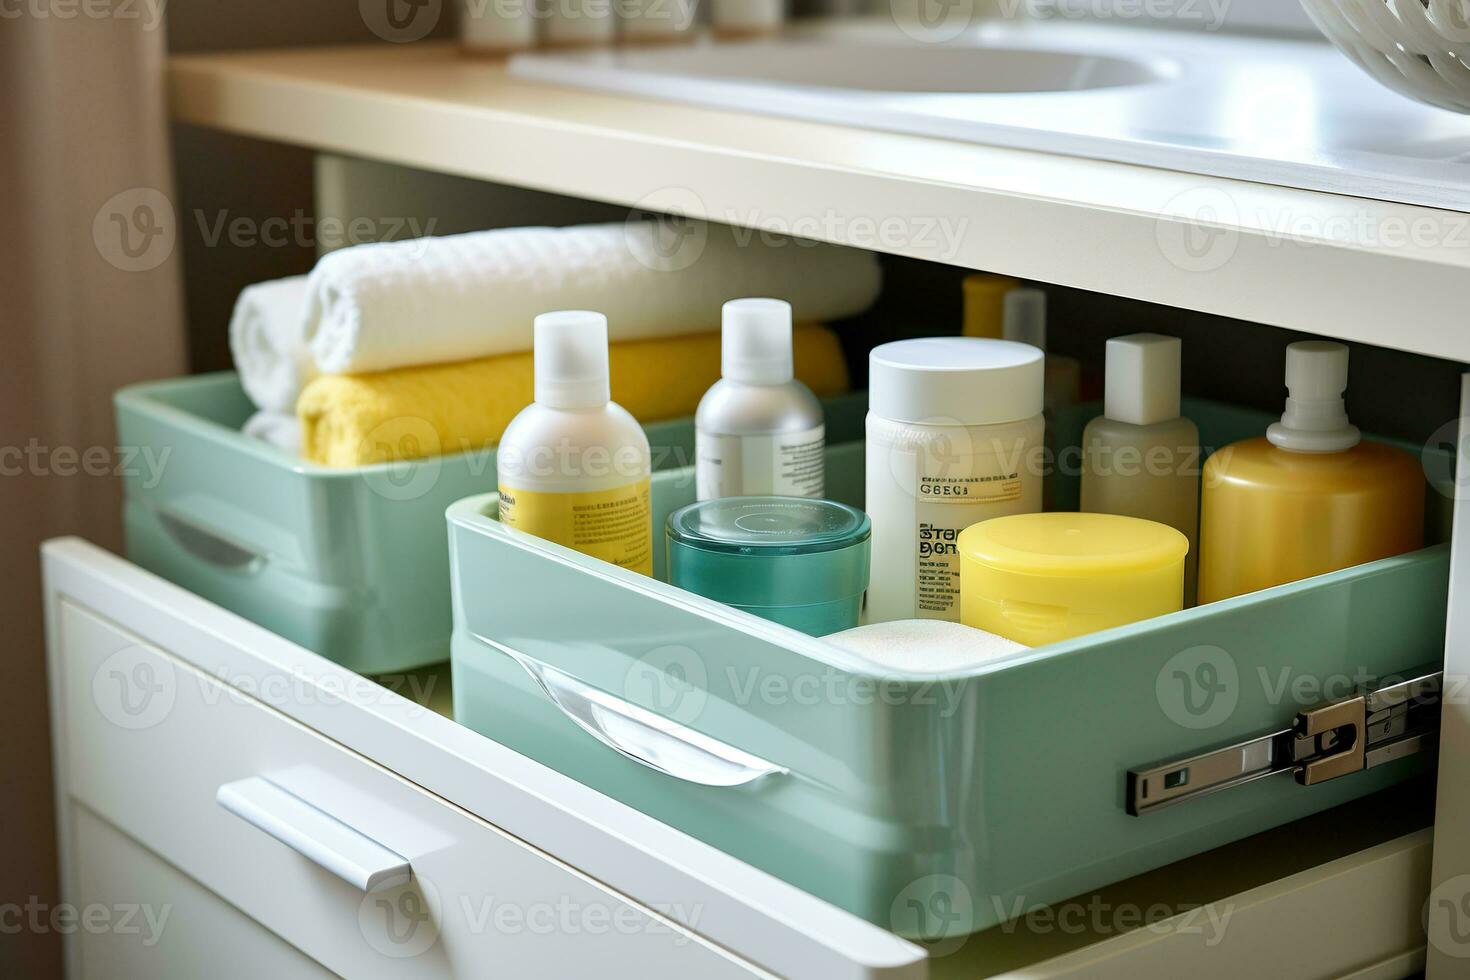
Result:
[1198, 342, 1423, 604]
[961, 273, 1020, 339]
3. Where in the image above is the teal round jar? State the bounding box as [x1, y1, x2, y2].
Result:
[665, 496, 871, 636]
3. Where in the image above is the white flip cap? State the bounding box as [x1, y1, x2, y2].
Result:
[1105, 333, 1182, 426]
[722, 298, 793, 385]
[1267, 340, 1360, 453]
[869, 337, 1043, 426]
[1002, 288, 1047, 351]
[534, 310, 611, 410]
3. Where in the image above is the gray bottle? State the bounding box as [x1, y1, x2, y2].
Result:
[695, 298, 825, 501]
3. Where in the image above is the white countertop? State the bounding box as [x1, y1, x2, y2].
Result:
[169, 38, 1470, 363]
[513, 19, 1470, 212]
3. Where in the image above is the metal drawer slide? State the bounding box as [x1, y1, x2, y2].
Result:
[1127, 664, 1442, 816]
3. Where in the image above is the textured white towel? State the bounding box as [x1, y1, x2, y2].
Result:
[824, 619, 1028, 674]
[304, 222, 883, 375]
[241, 410, 302, 456]
[228, 275, 316, 413]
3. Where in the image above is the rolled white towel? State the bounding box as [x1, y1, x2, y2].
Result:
[824, 619, 1028, 674]
[241, 410, 302, 456]
[229, 275, 315, 413]
[305, 221, 883, 375]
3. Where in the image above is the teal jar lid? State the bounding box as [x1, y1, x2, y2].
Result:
[666, 497, 871, 609]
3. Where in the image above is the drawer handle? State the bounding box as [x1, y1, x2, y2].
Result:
[157, 510, 264, 571]
[216, 777, 411, 891]
[475, 633, 787, 788]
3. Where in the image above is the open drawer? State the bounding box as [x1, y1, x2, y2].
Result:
[114, 372, 868, 673]
[449, 396, 1453, 937]
[45, 539, 928, 980]
[45, 536, 1441, 979]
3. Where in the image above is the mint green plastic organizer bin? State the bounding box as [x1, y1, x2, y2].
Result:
[115, 373, 869, 673]
[449, 397, 1451, 935]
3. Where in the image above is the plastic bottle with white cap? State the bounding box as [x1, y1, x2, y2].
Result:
[695, 298, 826, 501]
[865, 336, 1045, 623]
[618, 0, 697, 44]
[1004, 288, 1081, 414]
[497, 310, 653, 576]
[1081, 333, 1200, 603]
[459, 0, 537, 56]
[1198, 340, 1424, 603]
[544, 0, 616, 47]
[1004, 287, 1081, 509]
[711, 0, 786, 37]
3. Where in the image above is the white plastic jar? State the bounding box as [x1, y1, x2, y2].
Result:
[865, 337, 1045, 623]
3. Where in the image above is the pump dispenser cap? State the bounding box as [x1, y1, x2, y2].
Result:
[1104, 333, 1182, 426]
[722, 298, 793, 385]
[534, 310, 611, 410]
[1266, 341, 1360, 453]
[1003, 288, 1047, 351]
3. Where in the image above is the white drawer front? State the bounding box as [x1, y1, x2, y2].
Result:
[72, 806, 338, 980]
[56, 599, 765, 980]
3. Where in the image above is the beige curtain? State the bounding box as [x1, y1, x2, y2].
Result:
[1, 8, 186, 976]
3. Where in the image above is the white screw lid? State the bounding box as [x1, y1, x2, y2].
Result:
[1105, 333, 1182, 426]
[1003, 288, 1047, 351]
[869, 337, 1044, 426]
[534, 310, 611, 410]
[1267, 340, 1360, 453]
[722, 298, 793, 385]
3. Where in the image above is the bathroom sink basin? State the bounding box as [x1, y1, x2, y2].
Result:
[542, 40, 1169, 95]
[509, 19, 1470, 212]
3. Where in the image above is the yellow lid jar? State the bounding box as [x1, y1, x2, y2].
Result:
[959, 513, 1188, 646]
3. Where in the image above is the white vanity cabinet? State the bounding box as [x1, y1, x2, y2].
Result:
[43, 35, 1470, 980]
[43, 539, 1443, 979]
[46, 540, 925, 980]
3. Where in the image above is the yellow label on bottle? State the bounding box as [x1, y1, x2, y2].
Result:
[498, 479, 652, 576]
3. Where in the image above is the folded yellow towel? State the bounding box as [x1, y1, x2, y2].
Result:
[299, 324, 850, 466]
